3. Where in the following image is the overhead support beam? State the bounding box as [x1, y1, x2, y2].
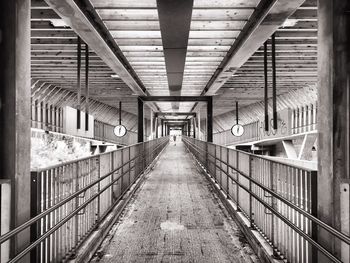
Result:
[162, 119, 189, 122]
[202, 0, 306, 96]
[155, 112, 196, 117]
[157, 0, 193, 109]
[140, 96, 211, 102]
[44, 0, 147, 96]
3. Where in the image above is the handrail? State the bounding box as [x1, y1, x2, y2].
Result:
[0, 136, 169, 263]
[184, 137, 350, 245]
[183, 136, 348, 263]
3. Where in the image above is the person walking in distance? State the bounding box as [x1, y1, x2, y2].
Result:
[173, 135, 176, 146]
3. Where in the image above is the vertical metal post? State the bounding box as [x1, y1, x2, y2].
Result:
[75, 162, 79, 244]
[97, 156, 101, 221]
[137, 97, 144, 142]
[119, 101, 122, 125]
[77, 36, 82, 129]
[311, 171, 318, 263]
[264, 41, 269, 131]
[226, 148, 230, 199]
[155, 118, 159, 138]
[193, 117, 196, 138]
[249, 155, 254, 228]
[236, 151, 240, 211]
[85, 44, 89, 131]
[207, 96, 213, 142]
[271, 161, 279, 257]
[271, 33, 277, 130]
[161, 119, 164, 137]
[45, 103, 49, 129]
[187, 120, 191, 137]
[235, 101, 239, 125]
[30, 172, 40, 262]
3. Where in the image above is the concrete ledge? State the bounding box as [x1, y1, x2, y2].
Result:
[68, 143, 168, 263]
[189, 152, 283, 263]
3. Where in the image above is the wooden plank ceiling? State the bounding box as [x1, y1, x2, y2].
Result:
[90, 0, 259, 113]
[30, 0, 140, 116]
[213, 0, 317, 116]
[32, 0, 318, 126]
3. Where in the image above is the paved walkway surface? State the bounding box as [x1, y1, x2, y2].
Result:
[91, 140, 259, 263]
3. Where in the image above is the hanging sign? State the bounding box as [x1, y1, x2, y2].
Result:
[114, 101, 127, 137]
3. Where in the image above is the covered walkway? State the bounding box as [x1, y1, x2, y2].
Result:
[92, 140, 258, 263]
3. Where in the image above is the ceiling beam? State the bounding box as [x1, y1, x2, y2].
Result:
[140, 96, 211, 102]
[202, 0, 306, 96]
[43, 0, 148, 97]
[157, 0, 193, 109]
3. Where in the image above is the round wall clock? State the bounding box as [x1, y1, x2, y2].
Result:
[231, 124, 244, 137]
[114, 125, 127, 137]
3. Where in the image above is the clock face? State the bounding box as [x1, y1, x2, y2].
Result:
[231, 124, 244, 137]
[114, 125, 127, 137]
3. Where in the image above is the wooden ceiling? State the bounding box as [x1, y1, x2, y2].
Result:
[213, 0, 317, 116]
[90, 0, 260, 113]
[31, 0, 140, 115]
[31, 0, 318, 127]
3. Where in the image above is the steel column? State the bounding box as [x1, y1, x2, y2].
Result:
[271, 33, 277, 130]
[207, 96, 213, 142]
[85, 44, 89, 131]
[263, 41, 269, 131]
[77, 36, 82, 129]
[137, 97, 144, 142]
[161, 119, 164, 137]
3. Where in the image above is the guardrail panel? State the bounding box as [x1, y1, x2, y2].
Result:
[182, 136, 348, 263]
[0, 137, 168, 263]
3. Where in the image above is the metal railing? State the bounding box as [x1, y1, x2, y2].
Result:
[213, 121, 260, 146]
[0, 137, 169, 263]
[291, 103, 317, 134]
[94, 120, 138, 145]
[31, 101, 64, 133]
[0, 180, 11, 263]
[213, 103, 318, 146]
[183, 137, 350, 263]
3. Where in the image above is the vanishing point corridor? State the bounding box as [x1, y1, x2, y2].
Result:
[92, 141, 258, 263]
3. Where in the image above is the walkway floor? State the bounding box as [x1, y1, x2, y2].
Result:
[91, 140, 259, 263]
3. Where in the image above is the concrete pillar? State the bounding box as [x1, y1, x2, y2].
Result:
[317, 0, 350, 262]
[0, 0, 31, 260]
